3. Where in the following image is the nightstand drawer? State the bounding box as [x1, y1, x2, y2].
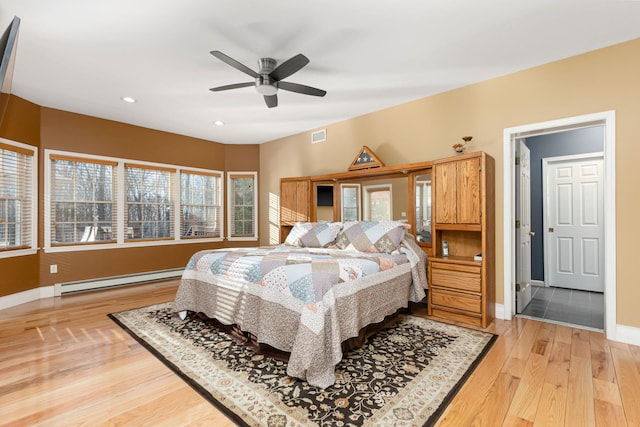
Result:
[431, 307, 482, 327]
[431, 287, 481, 313]
[431, 267, 481, 293]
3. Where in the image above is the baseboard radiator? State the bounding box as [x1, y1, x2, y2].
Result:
[54, 268, 184, 296]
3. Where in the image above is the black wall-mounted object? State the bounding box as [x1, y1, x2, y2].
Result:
[0, 16, 20, 129]
[316, 185, 334, 207]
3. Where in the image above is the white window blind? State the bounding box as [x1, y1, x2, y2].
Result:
[180, 170, 222, 238]
[0, 142, 34, 251]
[228, 172, 257, 240]
[125, 163, 175, 241]
[50, 155, 117, 245]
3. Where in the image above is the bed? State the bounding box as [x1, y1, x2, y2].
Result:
[173, 221, 427, 388]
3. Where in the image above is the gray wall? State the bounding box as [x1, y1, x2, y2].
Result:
[524, 126, 604, 281]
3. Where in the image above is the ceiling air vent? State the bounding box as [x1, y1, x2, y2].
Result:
[311, 129, 326, 144]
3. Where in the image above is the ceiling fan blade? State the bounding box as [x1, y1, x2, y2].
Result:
[269, 54, 309, 81]
[210, 82, 255, 92]
[264, 95, 278, 108]
[278, 81, 327, 97]
[210, 50, 259, 78]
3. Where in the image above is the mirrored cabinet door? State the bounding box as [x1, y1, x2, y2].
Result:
[340, 183, 361, 221]
[414, 172, 432, 244]
[314, 183, 336, 222]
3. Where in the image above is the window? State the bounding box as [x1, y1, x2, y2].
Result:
[227, 172, 257, 240]
[181, 170, 222, 238]
[45, 150, 225, 251]
[49, 155, 117, 245]
[0, 140, 36, 254]
[125, 164, 174, 241]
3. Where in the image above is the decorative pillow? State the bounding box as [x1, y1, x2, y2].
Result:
[335, 221, 407, 254]
[299, 222, 343, 248]
[284, 222, 316, 247]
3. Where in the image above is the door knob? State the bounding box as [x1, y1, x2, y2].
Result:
[548, 227, 554, 232]
[529, 231, 535, 236]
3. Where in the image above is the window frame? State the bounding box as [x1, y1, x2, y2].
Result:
[44, 149, 224, 253]
[180, 169, 223, 240]
[227, 171, 258, 241]
[48, 154, 118, 247]
[0, 138, 37, 259]
[124, 163, 176, 242]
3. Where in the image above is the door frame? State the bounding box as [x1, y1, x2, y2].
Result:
[503, 110, 616, 339]
[542, 152, 604, 291]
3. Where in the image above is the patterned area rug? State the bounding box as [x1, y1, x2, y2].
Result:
[109, 303, 496, 427]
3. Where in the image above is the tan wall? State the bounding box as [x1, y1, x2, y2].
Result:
[260, 38, 640, 328]
[0, 99, 260, 295]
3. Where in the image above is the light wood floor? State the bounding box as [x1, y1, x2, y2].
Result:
[1, 281, 639, 426]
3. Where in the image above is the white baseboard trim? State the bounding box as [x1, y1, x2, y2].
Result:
[0, 286, 54, 311]
[531, 280, 545, 287]
[0, 268, 183, 311]
[495, 303, 505, 320]
[612, 324, 640, 346]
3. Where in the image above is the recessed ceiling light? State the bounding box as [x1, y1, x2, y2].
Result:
[214, 120, 224, 126]
[121, 96, 137, 103]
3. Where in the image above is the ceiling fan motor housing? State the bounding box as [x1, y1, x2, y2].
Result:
[256, 58, 278, 95]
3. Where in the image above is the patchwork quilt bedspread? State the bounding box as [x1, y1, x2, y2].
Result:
[184, 246, 408, 307]
[174, 238, 427, 388]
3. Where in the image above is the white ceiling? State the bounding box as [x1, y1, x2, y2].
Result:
[2, 1, 640, 144]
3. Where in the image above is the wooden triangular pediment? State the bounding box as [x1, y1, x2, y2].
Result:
[348, 146, 385, 171]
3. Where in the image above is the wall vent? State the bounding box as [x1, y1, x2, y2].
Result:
[311, 129, 326, 144]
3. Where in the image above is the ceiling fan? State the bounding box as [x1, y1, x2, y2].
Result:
[209, 50, 327, 108]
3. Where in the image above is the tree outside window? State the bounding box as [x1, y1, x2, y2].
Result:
[50, 156, 116, 245]
[180, 171, 222, 238]
[125, 164, 174, 240]
[228, 173, 257, 240]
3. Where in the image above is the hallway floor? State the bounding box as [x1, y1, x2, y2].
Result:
[519, 285, 604, 330]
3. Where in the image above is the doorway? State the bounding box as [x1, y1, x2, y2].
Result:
[503, 111, 616, 338]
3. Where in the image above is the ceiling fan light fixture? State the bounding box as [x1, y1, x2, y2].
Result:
[255, 78, 278, 96]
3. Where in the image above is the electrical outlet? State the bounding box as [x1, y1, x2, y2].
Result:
[50, 264, 58, 274]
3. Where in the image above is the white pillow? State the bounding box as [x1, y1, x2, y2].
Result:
[283, 222, 316, 246]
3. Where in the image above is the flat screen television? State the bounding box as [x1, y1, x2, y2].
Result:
[0, 16, 20, 129]
[316, 185, 334, 207]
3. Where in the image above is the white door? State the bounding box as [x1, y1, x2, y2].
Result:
[515, 140, 533, 313]
[544, 153, 604, 292]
